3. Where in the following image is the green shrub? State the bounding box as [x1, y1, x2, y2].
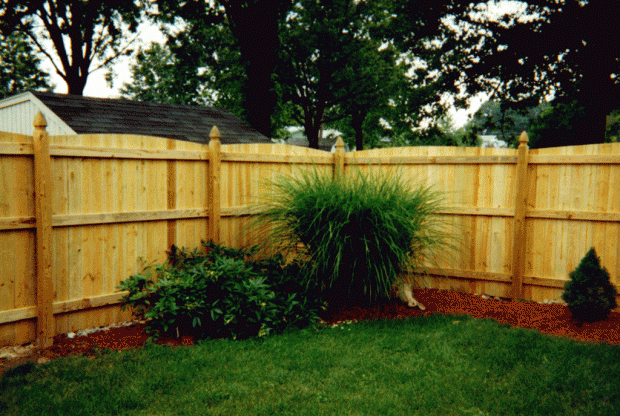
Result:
[251, 166, 456, 306]
[561, 247, 618, 323]
[117, 241, 324, 340]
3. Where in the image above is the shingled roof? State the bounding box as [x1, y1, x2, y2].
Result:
[25, 91, 271, 144]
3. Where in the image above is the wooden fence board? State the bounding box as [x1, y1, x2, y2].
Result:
[0, 230, 36, 345]
[524, 143, 620, 303]
[0, 141, 38, 341]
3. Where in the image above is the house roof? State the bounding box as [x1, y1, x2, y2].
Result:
[11, 91, 271, 144]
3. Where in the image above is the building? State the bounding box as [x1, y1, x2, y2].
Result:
[0, 91, 271, 145]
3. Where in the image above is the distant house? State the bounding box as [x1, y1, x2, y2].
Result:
[279, 126, 350, 152]
[0, 91, 271, 145]
[479, 134, 508, 148]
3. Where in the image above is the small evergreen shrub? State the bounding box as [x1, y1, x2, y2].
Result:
[251, 166, 456, 306]
[561, 247, 618, 323]
[118, 241, 324, 341]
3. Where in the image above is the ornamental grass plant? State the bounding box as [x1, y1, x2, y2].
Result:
[251, 166, 457, 306]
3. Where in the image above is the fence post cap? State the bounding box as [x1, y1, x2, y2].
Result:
[518, 131, 529, 145]
[209, 125, 221, 142]
[335, 137, 345, 150]
[33, 111, 47, 129]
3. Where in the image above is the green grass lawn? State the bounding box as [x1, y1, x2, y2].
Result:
[2, 313, 619, 416]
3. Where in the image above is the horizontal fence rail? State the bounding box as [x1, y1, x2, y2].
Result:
[1, 112, 620, 348]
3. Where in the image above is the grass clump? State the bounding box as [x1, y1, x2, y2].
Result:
[252, 166, 455, 306]
[117, 241, 324, 341]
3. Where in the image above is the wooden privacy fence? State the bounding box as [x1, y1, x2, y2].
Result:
[1, 112, 620, 348]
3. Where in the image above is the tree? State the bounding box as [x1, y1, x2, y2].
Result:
[607, 109, 620, 143]
[159, 14, 246, 118]
[447, 0, 620, 147]
[463, 100, 548, 147]
[119, 13, 263, 126]
[139, 0, 485, 148]
[150, 0, 476, 143]
[151, 0, 292, 137]
[528, 100, 587, 149]
[118, 32, 245, 114]
[0, 0, 143, 95]
[562, 247, 618, 323]
[276, 0, 395, 148]
[119, 42, 209, 105]
[0, 30, 53, 99]
[277, 0, 471, 149]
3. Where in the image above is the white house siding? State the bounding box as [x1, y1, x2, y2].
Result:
[0, 93, 74, 136]
[479, 134, 508, 148]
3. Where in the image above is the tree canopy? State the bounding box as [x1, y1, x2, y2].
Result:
[6, 0, 617, 150]
[140, 0, 474, 149]
[0, 30, 53, 99]
[446, 0, 620, 147]
[276, 0, 411, 149]
[0, 0, 143, 95]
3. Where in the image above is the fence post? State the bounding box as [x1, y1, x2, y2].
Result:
[208, 126, 221, 243]
[33, 111, 54, 348]
[334, 137, 345, 178]
[167, 140, 177, 249]
[510, 131, 530, 300]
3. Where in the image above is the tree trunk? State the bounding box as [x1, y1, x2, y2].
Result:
[224, 1, 287, 138]
[351, 108, 367, 151]
[65, 74, 87, 95]
[306, 122, 322, 149]
[303, 100, 326, 149]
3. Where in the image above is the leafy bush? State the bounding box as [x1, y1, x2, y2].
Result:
[118, 241, 324, 340]
[251, 166, 456, 306]
[561, 247, 618, 323]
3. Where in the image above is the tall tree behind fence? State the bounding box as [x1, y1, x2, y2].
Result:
[1, 113, 619, 348]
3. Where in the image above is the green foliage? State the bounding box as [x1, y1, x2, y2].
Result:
[119, 42, 216, 106]
[277, 0, 415, 149]
[119, 20, 248, 120]
[461, 100, 549, 148]
[363, 118, 473, 149]
[151, 0, 287, 136]
[252, 167, 456, 306]
[528, 100, 589, 148]
[447, 1, 620, 146]
[561, 247, 618, 323]
[606, 109, 620, 143]
[276, 0, 468, 150]
[0, 31, 53, 100]
[117, 241, 324, 341]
